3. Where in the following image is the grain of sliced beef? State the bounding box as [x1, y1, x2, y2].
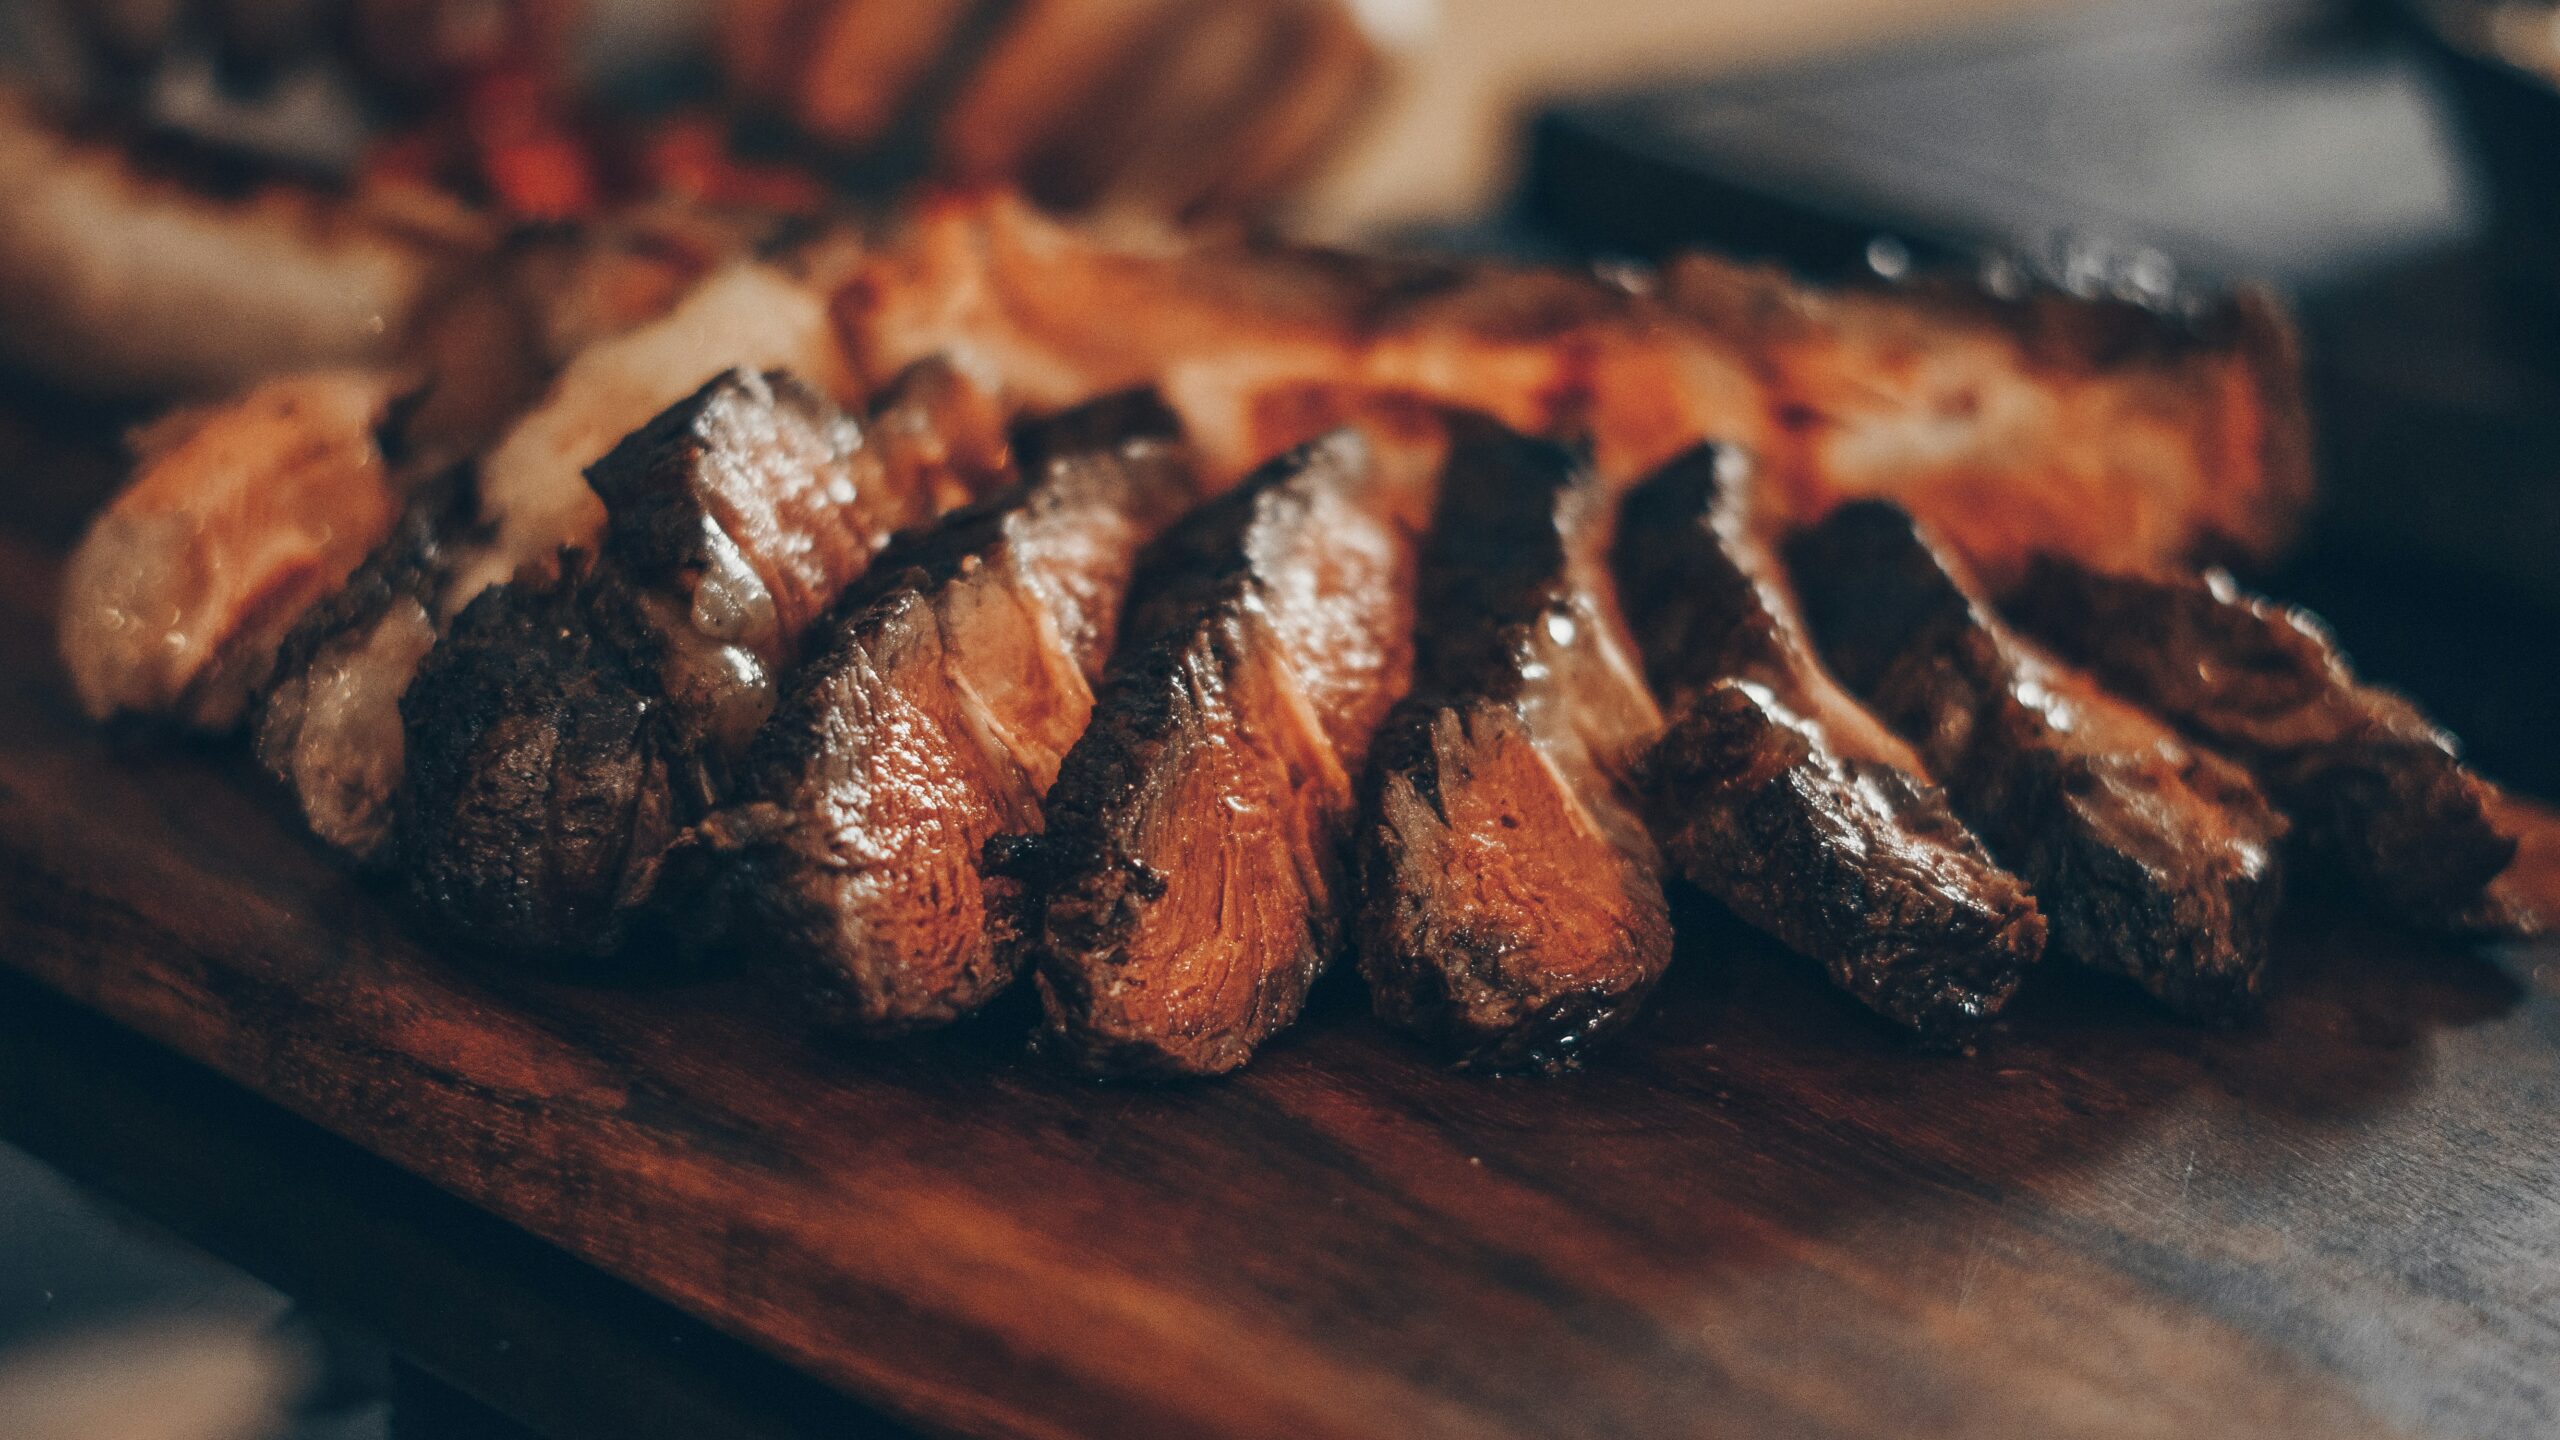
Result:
[397, 363, 1009, 960]
[1356, 419, 1671, 1072]
[1788, 503, 2288, 1021]
[1028, 420, 1439, 1076]
[688, 392, 1197, 1032]
[2006, 558, 2538, 937]
[1612, 446, 2044, 1044]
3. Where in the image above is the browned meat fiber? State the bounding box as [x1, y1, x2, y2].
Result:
[2008, 558, 2539, 937]
[1356, 419, 1671, 1072]
[1028, 421, 1437, 1076]
[1611, 446, 2044, 1045]
[397, 365, 1007, 959]
[1788, 503, 2288, 1022]
[689, 392, 1198, 1032]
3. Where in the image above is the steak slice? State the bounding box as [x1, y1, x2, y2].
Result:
[256, 470, 477, 865]
[2006, 558, 2538, 937]
[1356, 419, 1671, 1072]
[1028, 421, 1438, 1076]
[397, 364, 1008, 960]
[1613, 446, 2044, 1045]
[690, 393, 1197, 1032]
[1788, 503, 2289, 1021]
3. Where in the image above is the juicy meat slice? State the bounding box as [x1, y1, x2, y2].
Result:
[692, 392, 1197, 1032]
[397, 364, 1006, 959]
[399, 565, 680, 956]
[1789, 503, 2289, 1021]
[2007, 558, 2539, 937]
[59, 370, 403, 730]
[1612, 446, 2044, 1044]
[835, 187, 2310, 578]
[586, 362, 1007, 757]
[1029, 420, 1439, 1076]
[1356, 419, 1671, 1072]
[255, 472, 474, 864]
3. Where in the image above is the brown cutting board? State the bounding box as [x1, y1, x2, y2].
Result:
[3, 434, 2557, 1440]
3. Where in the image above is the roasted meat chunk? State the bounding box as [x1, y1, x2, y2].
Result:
[691, 393, 1196, 1032]
[1663, 256, 2310, 585]
[398, 565, 681, 956]
[59, 371, 405, 731]
[1789, 503, 2288, 1021]
[1028, 420, 1438, 1076]
[397, 364, 1007, 959]
[1356, 420, 1671, 1072]
[837, 188, 2311, 578]
[1612, 446, 2044, 1044]
[2007, 558, 2538, 937]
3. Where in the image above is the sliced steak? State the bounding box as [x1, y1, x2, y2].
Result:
[2007, 558, 2538, 937]
[397, 363, 1009, 960]
[256, 470, 478, 865]
[1028, 421, 1438, 1076]
[1788, 503, 2288, 1021]
[1356, 420, 1671, 1072]
[690, 393, 1197, 1032]
[1613, 446, 2044, 1045]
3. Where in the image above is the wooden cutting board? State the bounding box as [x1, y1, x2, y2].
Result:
[2, 420, 2556, 1440]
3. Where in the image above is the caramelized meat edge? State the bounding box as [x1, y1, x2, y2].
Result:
[1357, 419, 1672, 1073]
[397, 363, 1007, 960]
[1612, 446, 2044, 1045]
[1789, 503, 2288, 1022]
[1028, 424, 1434, 1076]
[2007, 558, 2538, 938]
[691, 392, 1197, 1032]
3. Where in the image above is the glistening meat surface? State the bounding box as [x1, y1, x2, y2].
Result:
[1612, 447, 2045, 1045]
[2007, 558, 2539, 937]
[1790, 503, 2288, 1022]
[690, 392, 1197, 1032]
[397, 365, 1008, 959]
[1357, 419, 1671, 1072]
[1027, 420, 1439, 1076]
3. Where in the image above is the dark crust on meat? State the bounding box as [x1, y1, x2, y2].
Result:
[1029, 429, 1415, 1077]
[393, 367, 991, 964]
[690, 391, 1196, 1033]
[395, 565, 682, 961]
[1357, 420, 1672, 1073]
[2007, 557, 2535, 938]
[1647, 682, 2045, 1039]
[1612, 446, 2042, 1044]
[1789, 503, 2288, 1021]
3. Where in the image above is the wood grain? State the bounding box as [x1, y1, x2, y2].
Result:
[3, 422, 2558, 1439]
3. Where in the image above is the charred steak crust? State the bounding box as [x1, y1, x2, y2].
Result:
[2006, 558, 2534, 937]
[395, 365, 999, 963]
[696, 391, 1196, 1034]
[1029, 428, 1425, 1077]
[1612, 446, 2043, 1044]
[1357, 419, 1672, 1073]
[1789, 503, 2288, 1022]
[397, 567, 681, 960]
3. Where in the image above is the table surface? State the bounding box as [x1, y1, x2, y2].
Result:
[3, 403, 2560, 1440]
